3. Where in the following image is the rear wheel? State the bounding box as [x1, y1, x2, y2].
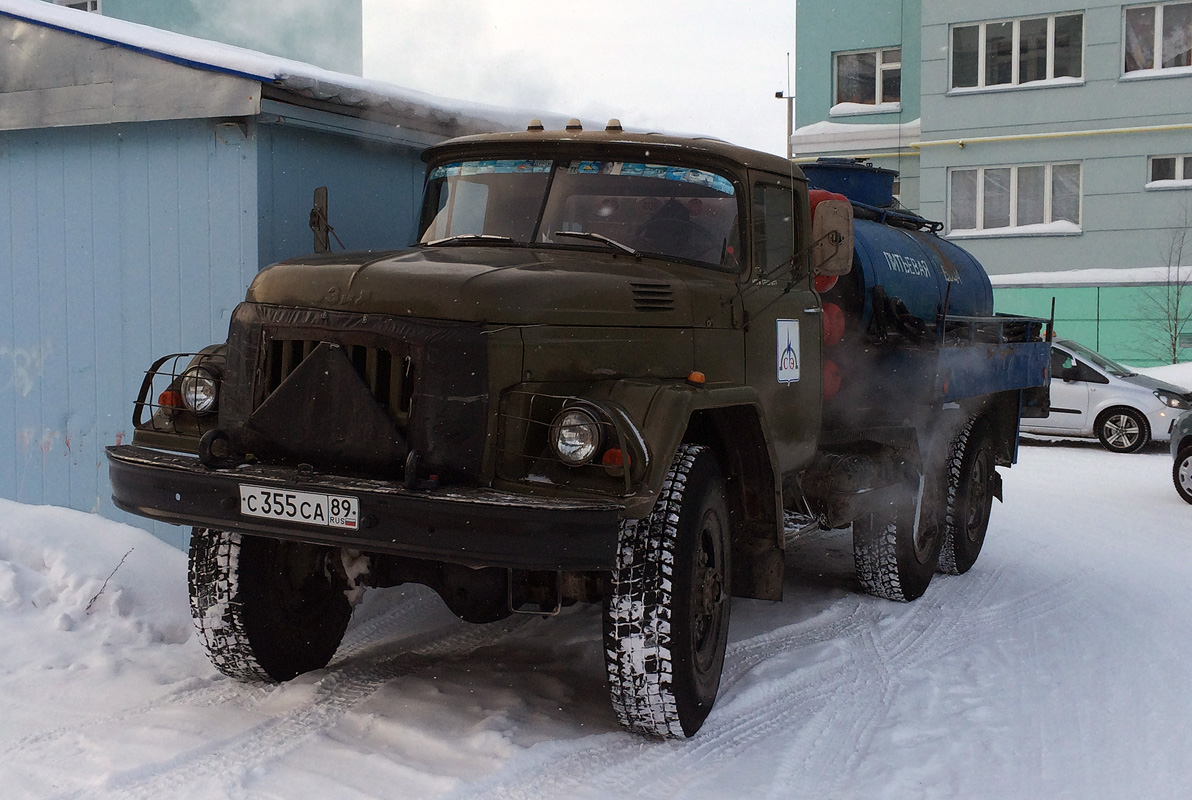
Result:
[603, 444, 732, 738]
[939, 417, 996, 575]
[853, 485, 940, 602]
[1096, 407, 1149, 454]
[1174, 446, 1192, 505]
[188, 528, 353, 682]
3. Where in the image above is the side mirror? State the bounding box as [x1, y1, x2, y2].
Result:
[810, 197, 853, 277]
[1062, 365, 1080, 382]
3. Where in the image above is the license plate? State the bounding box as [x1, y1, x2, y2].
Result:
[239, 485, 359, 530]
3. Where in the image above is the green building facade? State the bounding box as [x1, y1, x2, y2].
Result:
[793, 0, 1192, 366]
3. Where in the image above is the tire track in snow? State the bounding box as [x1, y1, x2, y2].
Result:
[2, 587, 445, 764]
[44, 611, 530, 800]
[763, 566, 1087, 799]
[439, 601, 879, 800]
[448, 553, 1090, 799]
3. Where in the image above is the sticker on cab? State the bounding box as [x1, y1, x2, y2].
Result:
[777, 319, 800, 383]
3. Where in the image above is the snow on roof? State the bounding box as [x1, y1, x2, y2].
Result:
[791, 117, 921, 154]
[0, 0, 571, 136]
[990, 266, 1192, 288]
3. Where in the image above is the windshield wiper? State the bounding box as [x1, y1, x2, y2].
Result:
[553, 230, 641, 259]
[424, 234, 515, 246]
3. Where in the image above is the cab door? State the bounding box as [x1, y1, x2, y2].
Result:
[741, 172, 822, 475]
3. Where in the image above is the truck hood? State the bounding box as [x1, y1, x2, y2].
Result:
[245, 246, 693, 326]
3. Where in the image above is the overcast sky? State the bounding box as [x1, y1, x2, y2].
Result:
[361, 0, 796, 155]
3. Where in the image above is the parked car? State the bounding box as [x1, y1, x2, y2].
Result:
[1021, 338, 1192, 453]
[1173, 410, 1192, 504]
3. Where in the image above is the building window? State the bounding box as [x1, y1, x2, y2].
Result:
[1148, 155, 1192, 187]
[54, 0, 101, 10]
[833, 48, 901, 113]
[951, 14, 1083, 89]
[1125, 3, 1192, 73]
[949, 163, 1082, 234]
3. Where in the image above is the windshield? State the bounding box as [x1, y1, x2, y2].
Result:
[1060, 340, 1136, 377]
[419, 158, 740, 269]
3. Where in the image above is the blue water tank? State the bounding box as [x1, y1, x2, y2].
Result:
[849, 219, 993, 328]
[802, 158, 898, 208]
[806, 161, 993, 330]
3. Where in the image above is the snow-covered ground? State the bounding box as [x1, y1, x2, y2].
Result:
[3, 439, 1191, 800]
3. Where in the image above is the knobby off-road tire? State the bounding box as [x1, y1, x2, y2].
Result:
[853, 483, 941, 602]
[939, 416, 996, 575]
[188, 528, 353, 682]
[1096, 407, 1149, 454]
[603, 444, 732, 738]
[1174, 446, 1192, 505]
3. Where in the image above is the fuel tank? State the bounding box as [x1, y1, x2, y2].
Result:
[804, 159, 993, 334]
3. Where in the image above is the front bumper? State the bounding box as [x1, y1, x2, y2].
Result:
[1145, 405, 1182, 443]
[106, 445, 621, 571]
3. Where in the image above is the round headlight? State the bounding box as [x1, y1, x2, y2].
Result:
[180, 366, 220, 415]
[550, 407, 603, 466]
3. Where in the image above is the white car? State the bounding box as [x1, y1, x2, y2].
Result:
[1022, 339, 1192, 453]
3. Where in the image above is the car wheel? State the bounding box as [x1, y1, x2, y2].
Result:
[1095, 407, 1149, 454]
[1175, 446, 1192, 505]
[188, 528, 354, 682]
[603, 444, 732, 738]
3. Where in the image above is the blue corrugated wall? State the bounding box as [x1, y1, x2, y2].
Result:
[256, 122, 426, 265]
[1, 115, 432, 547]
[0, 119, 257, 541]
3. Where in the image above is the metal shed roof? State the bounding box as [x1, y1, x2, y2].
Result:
[0, 0, 567, 137]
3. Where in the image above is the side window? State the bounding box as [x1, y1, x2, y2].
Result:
[1052, 350, 1076, 376]
[752, 183, 797, 277]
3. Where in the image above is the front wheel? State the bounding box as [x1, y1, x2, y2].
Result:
[188, 528, 354, 682]
[603, 444, 732, 738]
[1174, 446, 1192, 505]
[1096, 407, 1149, 453]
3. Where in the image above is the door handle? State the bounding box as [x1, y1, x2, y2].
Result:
[803, 307, 822, 314]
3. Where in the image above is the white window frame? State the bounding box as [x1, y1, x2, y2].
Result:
[54, 0, 101, 11]
[1147, 155, 1192, 188]
[831, 47, 902, 116]
[949, 13, 1085, 91]
[948, 162, 1083, 236]
[1123, 2, 1192, 76]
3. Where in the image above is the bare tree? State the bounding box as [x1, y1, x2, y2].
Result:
[1138, 201, 1192, 365]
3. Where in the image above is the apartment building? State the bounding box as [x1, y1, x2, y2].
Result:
[793, 1, 1192, 364]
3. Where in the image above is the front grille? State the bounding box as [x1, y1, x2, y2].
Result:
[262, 339, 414, 426]
[222, 303, 489, 481]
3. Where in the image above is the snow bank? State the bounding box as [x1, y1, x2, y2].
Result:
[1136, 360, 1192, 390]
[0, 500, 206, 755]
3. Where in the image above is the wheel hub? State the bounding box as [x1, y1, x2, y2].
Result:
[1104, 414, 1141, 449]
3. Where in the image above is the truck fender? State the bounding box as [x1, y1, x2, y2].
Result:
[613, 381, 785, 602]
